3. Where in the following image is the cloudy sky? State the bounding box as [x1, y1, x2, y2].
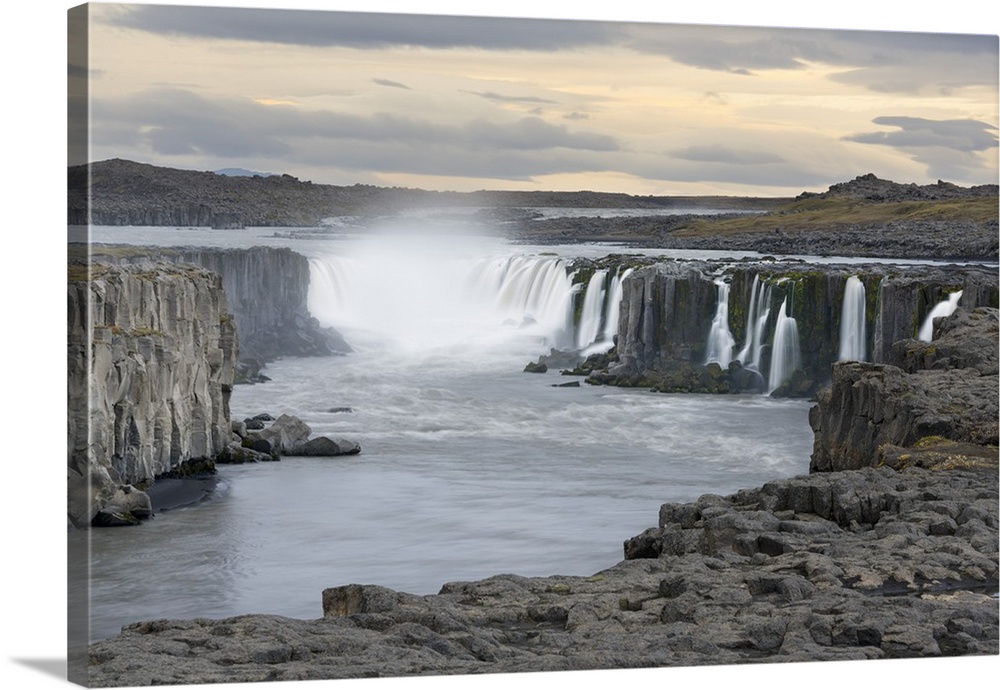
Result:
[73, 1, 999, 197]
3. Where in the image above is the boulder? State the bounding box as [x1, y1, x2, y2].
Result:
[287, 436, 362, 457]
[257, 414, 312, 454]
[91, 485, 153, 527]
[536, 348, 584, 370]
[523, 361, 548, 373]
[215, 441, 278, 464]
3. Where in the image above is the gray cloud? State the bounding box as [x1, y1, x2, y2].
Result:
[669, 145, 784, 165]
[90, 88, 619, 179]
[92, 89, 293, 157]
[462, 90, 559, 105]
[373, 78, 411, 90]
[288, 136, 619, 181]
[844, 116, 998, 182]
[625, 153, 837, 190]
[105, 5, 620, 51]
[845, 116, 998, 152]
[102, 5, 997, 96]
[630, 25, 996, 93]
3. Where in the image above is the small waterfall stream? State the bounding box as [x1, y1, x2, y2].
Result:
[918, 290, 964, 342]
[577, 270, 608, 350]
[736, 274, 773, 372]
[705, 280, 736, 366]
[768, 296, 801, 392]
[838, 276, 867, 361]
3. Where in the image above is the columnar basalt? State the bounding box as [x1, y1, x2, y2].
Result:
[88, 245, 352, 370]
[67, 260, 237, 527]
[809, 307, 999, 473]
[585, 260, 998, 397]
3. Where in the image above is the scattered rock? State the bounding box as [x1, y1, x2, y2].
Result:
[287, 436, 362, 457]
[215, 442, 278, 464]
[256, 414, 312, 454]
[91, 485, 153, 527]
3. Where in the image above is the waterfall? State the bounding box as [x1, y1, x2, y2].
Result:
[768, 296, 801, 392]
[837, 275, 867, 361]
[736, 275, 772, 371]
[305, 245, 643, 358]
[307, 248, 581, 354]
[307, 254, 359, 325]
[705, 280, 735, 366]
[576, 270, 608, 350]
[488, 256, 577, 345]
[601, 268, 632, 344]
[918, 290, 963, 342]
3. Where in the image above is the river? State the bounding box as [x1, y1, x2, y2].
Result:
[80, 219, 829, 642]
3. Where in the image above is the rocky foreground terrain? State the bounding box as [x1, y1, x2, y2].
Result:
[86, 308, 999, 687]
[86, 464, 997, 687]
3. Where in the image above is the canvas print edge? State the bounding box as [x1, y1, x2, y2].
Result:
[70, 1, 996, 688]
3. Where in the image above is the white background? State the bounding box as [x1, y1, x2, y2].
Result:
[3, 2, 998, 689]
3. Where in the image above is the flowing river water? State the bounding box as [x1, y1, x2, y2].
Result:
[78, 221, 848, 642]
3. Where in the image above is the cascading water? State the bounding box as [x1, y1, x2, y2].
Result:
[838, 275, 867, 361]
[736, 275, 773, 373]
[918, 290, 964, 342]
[576, 271, 608, 350]
[306, 238, 628, 361]
[705, 280, 735, 365]
[768, 296, 801, 392]
[601, 268, 632, 344]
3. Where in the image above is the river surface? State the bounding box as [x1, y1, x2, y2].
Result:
[81, 221, 840, 642]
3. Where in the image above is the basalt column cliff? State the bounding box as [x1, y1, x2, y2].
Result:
[67, 259, 237, 527]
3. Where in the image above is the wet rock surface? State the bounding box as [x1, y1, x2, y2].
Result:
[810, 308, 999, 472]
[87, 463, 998, 687]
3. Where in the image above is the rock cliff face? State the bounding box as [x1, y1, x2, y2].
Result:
[89, 246, 351, 366]
[809, 307, 999, 472]
[67, 260, 237, 527]
[589, 260, 998, 397]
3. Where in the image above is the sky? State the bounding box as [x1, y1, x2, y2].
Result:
[71, 1, 1000, 197]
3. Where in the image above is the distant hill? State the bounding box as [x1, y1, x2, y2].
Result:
[798, 172, 998, 202]
[67, 158, 788, 228]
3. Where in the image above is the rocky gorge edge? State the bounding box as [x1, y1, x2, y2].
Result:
[67, 251, 361, 528]
[85, 308, 999, 686]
